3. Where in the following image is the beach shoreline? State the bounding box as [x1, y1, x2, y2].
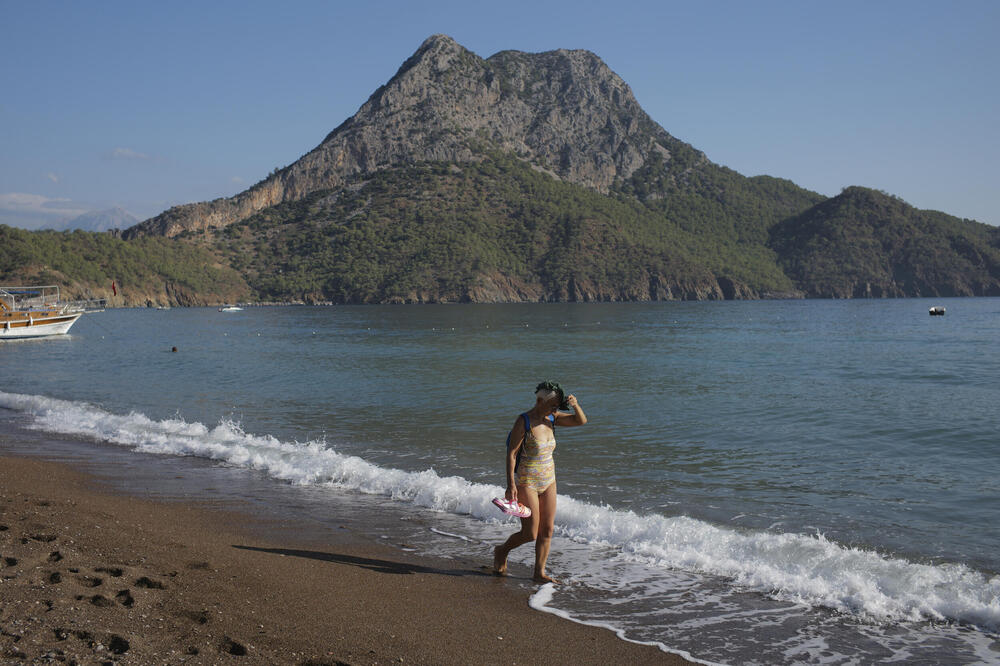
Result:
[0, 453, 694, 664]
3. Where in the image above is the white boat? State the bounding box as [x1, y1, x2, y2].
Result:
[218, 305, 244, 312]
[1, 285, 103, 339]
[929, 306, 946, 316]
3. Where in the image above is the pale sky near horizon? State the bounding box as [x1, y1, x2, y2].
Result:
[2, 0, 997, 229]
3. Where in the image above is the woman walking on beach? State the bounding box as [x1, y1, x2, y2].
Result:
[494, 381, 587, 583]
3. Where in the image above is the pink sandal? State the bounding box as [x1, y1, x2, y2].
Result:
[492, 497, 532, 518]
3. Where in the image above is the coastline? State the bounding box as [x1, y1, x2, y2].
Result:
[0, 454, 694, 665]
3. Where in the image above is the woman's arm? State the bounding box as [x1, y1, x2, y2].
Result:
[553, 394, 587, 427]
[505, 417, 525, 503]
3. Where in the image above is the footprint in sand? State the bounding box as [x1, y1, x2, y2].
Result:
[48, 551, 63, 562]
[134, 576, 166, 589]
[75, 574, 103, 588]
[95, 566, 124, 577]
[115, 589, 135, 608]
[107, 635, 130, 655]
[29, 533, 57, 543]
[181, 609, 210, 625]
[89, 594, 115, 608]
[221, 637, 247, 656]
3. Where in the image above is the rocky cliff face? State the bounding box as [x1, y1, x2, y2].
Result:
[125, 34, 695, 239]
[460, 271, 752, 303]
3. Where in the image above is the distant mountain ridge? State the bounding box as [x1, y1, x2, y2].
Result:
[64, 207, 139, 232]
[3, 34, 998, 305]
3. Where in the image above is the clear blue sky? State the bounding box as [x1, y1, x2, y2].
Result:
[2, 0, 997, 228]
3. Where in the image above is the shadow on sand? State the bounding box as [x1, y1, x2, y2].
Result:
[233, 544, 490, 578]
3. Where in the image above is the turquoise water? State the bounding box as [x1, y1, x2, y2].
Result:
[2, 300, 999, 664]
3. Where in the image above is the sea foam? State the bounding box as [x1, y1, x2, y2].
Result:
[528, 583, 718, 665]
[2, 390, 998, 631]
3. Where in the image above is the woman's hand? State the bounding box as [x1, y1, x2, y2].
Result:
[557, 394, 587, 426]
[505, 485, 518, 505]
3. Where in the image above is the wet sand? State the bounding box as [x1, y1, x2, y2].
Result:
[0, 455, 694, 664]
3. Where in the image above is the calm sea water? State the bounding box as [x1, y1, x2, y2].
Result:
[2, 300, 999, 664]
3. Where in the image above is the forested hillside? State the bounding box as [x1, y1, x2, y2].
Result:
[0, 225, 249, 306]
[203, 153, 818, 303]
[770, 187, 1000, 297]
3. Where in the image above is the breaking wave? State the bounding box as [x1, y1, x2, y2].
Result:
[3, 390, 998, 632]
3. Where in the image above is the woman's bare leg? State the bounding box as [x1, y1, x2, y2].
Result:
[533, 483, 558, 583]
[493, 486, 539, 575]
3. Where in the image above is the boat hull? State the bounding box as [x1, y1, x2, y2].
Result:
[0, 312, 82, 339]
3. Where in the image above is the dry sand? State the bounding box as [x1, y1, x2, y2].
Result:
[0, 455, 694, 665]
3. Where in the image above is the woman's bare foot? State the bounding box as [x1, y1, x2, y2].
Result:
[493, 546, 508, 576]
[533, 571, 559, 584]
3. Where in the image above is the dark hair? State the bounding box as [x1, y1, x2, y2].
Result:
[536, 380, 569, 410]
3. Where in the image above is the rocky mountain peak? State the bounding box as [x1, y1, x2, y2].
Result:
[125, 35, 692, 239]
[405, 33, 471, 71]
